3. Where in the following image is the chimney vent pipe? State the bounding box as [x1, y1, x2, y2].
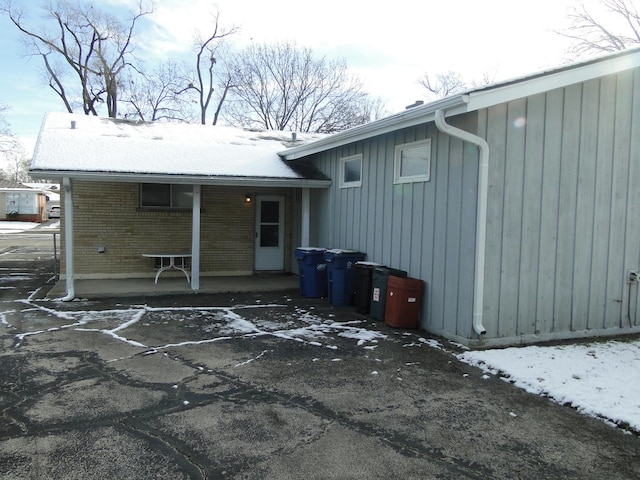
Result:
[405, 100, 424, 109]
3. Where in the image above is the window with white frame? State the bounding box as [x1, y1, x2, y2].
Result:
[140, 183, 193, 208]
[394, 139, 431, 184]
[339, 154, 362, 188]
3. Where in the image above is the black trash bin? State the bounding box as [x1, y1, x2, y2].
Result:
[324, 249, 366, 306]
[369, 267, 407, 320]
[354, 262, 382, 314]
[295, 247, 327, 298]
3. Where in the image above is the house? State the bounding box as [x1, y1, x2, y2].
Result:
[0, 180, 49, 222]
[29, 115, 329, 300]
[279, 47, 640, 348]
[31, 47, 640, 347]
[23, 182, 61, 212]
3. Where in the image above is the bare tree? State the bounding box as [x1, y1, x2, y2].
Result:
[224, 42, 382, 133]
[210, 54, 238, 126]
[0, 104, 18, 153]
[177, 12, 238, 125]
[2, 151, 31, 183]
[418, 70, 496, 100]
[122, 61, 193, 122]
[418, 71, 467, 99]
[0, 106, 29, 182]
[558, 0, 640, 56]
[2, 0, 152, 118]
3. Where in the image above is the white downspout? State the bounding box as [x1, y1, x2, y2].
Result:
[434, 109, 487, 336]
[61, 177, 75, 301]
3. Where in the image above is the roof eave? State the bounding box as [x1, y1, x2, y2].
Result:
[279, 48, 640, 161]
[466, 48, 640, 111]
[279, 95, 470, 160]
[28, 170, 332, 188]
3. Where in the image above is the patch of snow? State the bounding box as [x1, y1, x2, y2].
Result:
[458, 341, 640, 432]
[0, 222, 39, 233]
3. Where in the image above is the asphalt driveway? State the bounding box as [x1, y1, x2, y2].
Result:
[1, 233, 639, 479]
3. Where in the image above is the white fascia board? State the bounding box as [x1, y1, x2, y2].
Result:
[279, 96, 469, 160]
[28, 170, 331, 188]
[466, 50, 640, 112]
[0, 188, 46, 193]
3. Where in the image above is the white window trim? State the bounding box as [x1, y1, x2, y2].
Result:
[339, 153, 363, 188]
[393, 138, 431, 184]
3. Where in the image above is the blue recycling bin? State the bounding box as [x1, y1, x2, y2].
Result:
[324, 249, 366, 306]
[295, 247, 327, 297]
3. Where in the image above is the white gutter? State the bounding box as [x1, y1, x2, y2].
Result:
[434, 110, 487, 336]
[280, 95, 469, 160]
[61, 177, 75, 301]
[28, 171, 331, 188]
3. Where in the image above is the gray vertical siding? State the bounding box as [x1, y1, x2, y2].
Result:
[480, 70, 640, 343]
[302, 67, 640, 346]
[308, 118, 479, 339]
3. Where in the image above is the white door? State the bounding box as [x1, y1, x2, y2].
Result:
[254, 195, 285, 270]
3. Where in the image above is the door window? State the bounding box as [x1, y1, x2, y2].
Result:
[260, 201, 280, 247]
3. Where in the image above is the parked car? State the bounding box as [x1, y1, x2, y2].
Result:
[48, 206, 60, 219]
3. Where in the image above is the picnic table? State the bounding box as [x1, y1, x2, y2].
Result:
[142, 253, 192, 284]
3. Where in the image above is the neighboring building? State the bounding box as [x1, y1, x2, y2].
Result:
[280, 47, 640, 348]
[0, 180, 48, 222]
[30, 48, 640, 347]
[23, 182, 60, 212]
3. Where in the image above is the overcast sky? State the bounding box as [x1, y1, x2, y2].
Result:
[0, 0, 584, 155]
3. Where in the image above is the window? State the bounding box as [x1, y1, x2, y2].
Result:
[340, 154, 362, 188]
[140, 183, 193, 208]
[394, 139, 431, 184]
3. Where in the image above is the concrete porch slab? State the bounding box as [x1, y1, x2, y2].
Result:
[45, 274, 299, 299]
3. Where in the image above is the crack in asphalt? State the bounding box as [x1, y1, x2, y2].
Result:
[0, 334, 497, 480]
[0, 250, 580, 479]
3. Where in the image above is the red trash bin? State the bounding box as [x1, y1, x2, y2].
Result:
[384, 276, 425, 328]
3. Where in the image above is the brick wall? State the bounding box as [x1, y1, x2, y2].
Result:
[60, 181, 294, 278]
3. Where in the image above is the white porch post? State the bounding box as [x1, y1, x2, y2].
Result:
[301, 188, 310, 246]
[191, 184, 201, 290]
[62, 177, 75, 301]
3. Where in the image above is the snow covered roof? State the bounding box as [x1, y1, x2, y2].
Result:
[0, 180, 48, 193]
[30, 112, 330, 187]
[22, 182, 60, 191]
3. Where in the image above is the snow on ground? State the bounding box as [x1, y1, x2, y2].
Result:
[40, 221, 60, 229]
[458, 340, 640, 433]
[0, 221, 40, 233]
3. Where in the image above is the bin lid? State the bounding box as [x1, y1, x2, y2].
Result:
[324, 248, 361, 255]
[387, 275, 424, 290]
[355, 261, 383, 268]
[295, 247, 326, 252]
[374, 266, 408, 277]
